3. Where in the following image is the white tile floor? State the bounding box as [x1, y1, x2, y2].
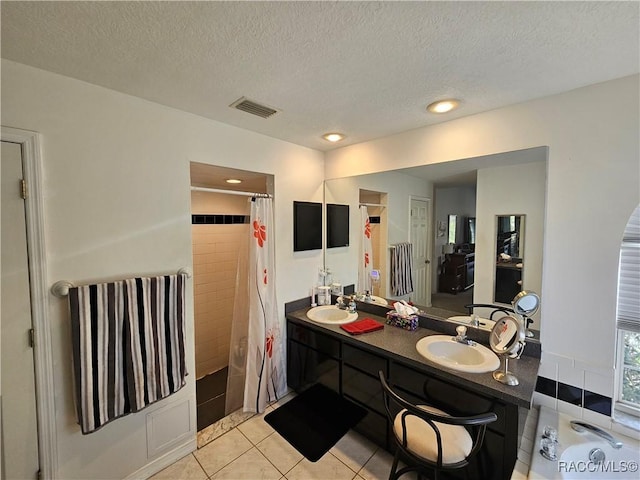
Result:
[151, 393, 392, 480]
[151, 393, 536, 480]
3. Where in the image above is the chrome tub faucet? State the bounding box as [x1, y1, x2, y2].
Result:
[570, 421, 623, 449]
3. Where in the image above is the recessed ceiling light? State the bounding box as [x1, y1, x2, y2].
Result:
[226, 178, 242, 184]
[426, 99, 460, 114]
[322, 133, 345, 142]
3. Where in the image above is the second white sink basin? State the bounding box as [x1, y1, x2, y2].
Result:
[307, 305, 358, 325]
[447, 315, 496, 332]
[339, 295, 389, 307]
[416, 335, 500, 373]
[364, 295, 388, 306]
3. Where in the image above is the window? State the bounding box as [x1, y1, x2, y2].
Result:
[616, 205, 640, 418]
[448, 214, 457, 244]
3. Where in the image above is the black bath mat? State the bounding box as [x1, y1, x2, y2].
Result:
[265, 383, 367, 462]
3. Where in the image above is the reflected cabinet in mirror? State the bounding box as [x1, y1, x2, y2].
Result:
[494, 215, 525, 304]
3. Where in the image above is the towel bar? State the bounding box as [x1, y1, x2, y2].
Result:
[51, 267, 192, 298]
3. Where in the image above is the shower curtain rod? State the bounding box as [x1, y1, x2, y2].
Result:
[190, 186, 271, 198]
[360, 203, 386, 208]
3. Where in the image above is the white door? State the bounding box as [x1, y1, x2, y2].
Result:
[410, 198, 431, 306]
[1, 141, 40, 479]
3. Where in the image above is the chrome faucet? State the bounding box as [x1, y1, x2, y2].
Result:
[454, 326, 475, 345]
[570, 421, 623, 449]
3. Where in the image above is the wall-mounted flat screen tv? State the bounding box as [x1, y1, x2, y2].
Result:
[327, 204, 349, 248]
[293, 201, 322, 251]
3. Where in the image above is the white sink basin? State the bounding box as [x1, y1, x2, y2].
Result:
[306, 305, 358, 325]
[447, 315, 496, 332]
[416, 335, 500, 373]
[339, 295, 389, 307]
[363, 295, 388, 306]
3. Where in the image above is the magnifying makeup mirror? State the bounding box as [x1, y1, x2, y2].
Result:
[490, 315, 526, 386]
[512, 290, 540, 337]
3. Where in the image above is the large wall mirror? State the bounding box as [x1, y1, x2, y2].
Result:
[323, 146, 547, 335]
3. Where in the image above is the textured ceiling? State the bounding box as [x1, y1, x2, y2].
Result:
[1, 1, 638, 152]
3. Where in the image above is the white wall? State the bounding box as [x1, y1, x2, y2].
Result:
[474, 161, 546, 329]
[1, 59, 324, 479]
[326, 75, 640, 393]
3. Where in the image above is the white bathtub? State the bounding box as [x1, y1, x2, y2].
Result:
[528, 407, 640, 479]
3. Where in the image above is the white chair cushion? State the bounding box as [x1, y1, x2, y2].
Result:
[393, 405, 472, 465]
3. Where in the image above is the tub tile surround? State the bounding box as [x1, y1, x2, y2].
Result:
[533, 351, 618, 426]
[532, 351, 640, 444]
[511, 406, 540, 479]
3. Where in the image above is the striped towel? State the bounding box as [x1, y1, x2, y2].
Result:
[69, 274, 186, 434]
[391, 243, 414, 296]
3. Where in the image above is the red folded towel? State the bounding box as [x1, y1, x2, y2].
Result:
[340, 318, 384, 335]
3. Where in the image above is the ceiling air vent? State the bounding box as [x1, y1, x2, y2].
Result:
[230, 97, 279, 119]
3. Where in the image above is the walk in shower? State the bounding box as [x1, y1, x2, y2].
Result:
[190, 162, 270, 432]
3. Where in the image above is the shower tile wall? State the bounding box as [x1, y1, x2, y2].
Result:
[192, 191, 249, 379]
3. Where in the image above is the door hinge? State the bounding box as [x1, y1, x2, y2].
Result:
[21, 178, 28, 199]
[29, 328, 35, 348]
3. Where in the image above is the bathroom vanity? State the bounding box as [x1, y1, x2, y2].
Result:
[285, 305, 540, 480]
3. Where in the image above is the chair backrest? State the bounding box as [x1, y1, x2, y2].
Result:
[464, 303, 514, 319]
[378, 371, 497, 470]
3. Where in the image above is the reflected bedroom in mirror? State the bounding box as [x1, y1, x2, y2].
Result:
[435, 212, 476, 312]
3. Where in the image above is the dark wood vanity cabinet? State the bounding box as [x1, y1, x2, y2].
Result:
[286, 318, 521, 480]
[287, 321, 340, 393]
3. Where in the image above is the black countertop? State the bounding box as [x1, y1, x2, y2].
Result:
[286, 306, 540, 409]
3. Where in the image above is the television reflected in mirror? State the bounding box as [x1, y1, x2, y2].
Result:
[327, 203, 350, 248]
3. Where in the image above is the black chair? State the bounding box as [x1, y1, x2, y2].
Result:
[379, 371, 497, 480]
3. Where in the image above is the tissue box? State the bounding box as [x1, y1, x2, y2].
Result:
[385, 312, 419, 331]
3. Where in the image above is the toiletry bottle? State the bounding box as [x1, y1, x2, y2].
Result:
[348, 295, 357, 313]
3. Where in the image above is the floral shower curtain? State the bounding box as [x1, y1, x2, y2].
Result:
[358, 205, 373, 293]
[243, 196, 286, 413]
